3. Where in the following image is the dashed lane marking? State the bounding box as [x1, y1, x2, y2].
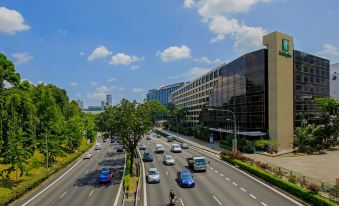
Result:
[215, 170, 219, 173]
[59, 191, 67, 198]
[212, 195, 222, 205]
[220, 174, 224, 177]
[261, 202, 268, 206]
[89, 189, 94, 197]
[249, 194, 257, 199]
[180, 198, 185, 206]
[225, 178, 230, 181]
[232, 182, 238, 186]
[166, 171, 168, 175]
[240, 187, 246, 192]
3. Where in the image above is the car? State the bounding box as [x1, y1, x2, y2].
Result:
[83, 152, 92, 159]
[167, 136, 175, 142]
[181, 143, 189, 149]
[171, 144, 182, 153]
[99, 168, 113, 183]
[157, 134, 161, 138]
[103, 138, 107, 142]
[94, 144, 102, 150]
[117, 146, 124, 152]
[139, 143, 146, 150]
[111, 138, 115, 143]
[143, 150, 153, 162]
[155, 144, 165, 153]
[177, 171, 195, 188]
[163, 155, 175, 165]
[147, 168, 160, 183]
[146, 135, 152, 140]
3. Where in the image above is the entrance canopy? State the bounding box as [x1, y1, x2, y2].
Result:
[209, 127, 266, 137]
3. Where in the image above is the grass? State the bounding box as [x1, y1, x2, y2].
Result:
[0, 138, 93, 206]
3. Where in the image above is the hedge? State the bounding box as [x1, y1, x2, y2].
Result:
[154, 129, 169, 138]
[221, 155, 337, 206]
[1, 142, 93, 206]
[219, 143, 232, 150]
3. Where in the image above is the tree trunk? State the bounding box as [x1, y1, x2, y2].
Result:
[129, 154, 133, 176]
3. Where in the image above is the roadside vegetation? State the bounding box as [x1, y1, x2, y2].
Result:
[0, 53, 96, 205]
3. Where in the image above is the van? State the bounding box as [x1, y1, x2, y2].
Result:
[156, 144, 165, 153]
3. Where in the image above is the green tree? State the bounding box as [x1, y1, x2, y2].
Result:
[313, 97, 339, 115]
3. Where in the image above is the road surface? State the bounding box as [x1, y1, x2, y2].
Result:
[141, 136, 304, 206]
[16, 140, 125, 206]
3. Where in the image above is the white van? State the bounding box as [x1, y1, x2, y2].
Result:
[156, 144, 165, 153]
[171, 144, 182, 153]
[94, 144, 102, 150]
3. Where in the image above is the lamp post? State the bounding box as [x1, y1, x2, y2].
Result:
[208, 108, 237, 152]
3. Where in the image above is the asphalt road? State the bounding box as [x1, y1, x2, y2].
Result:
[15, 140, 125, 206]
[141, 136, 304, 206]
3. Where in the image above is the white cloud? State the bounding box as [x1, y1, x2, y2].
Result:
[184, 0, 195, 8]
[318, 44, 339, 56]
[69, 82, 77, 87]
[12, 52, 33, 65]
[119, 87, 125, 90]
[195, 56, 222, 64]
[90, 81, 97, 86]
[131, 65, 140, 70]
[109, 53, 143, 65]
[79, 52, 85, 56]
[0, 7, 30, 34]
[86, 86, 116, 100]
[158, 45, 191, 62]
[132, 88, 145, 93]
[184, 0, 271, 54]
[57, 29, 67, 35]
[87, 45, 112, 61]
[170, 67, 211, 80]
[108, 77, 116, 82]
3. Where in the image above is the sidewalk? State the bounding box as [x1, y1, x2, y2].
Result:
[156, 128, 339, 185]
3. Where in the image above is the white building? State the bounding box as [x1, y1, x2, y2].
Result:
[330, 63, 339, 101]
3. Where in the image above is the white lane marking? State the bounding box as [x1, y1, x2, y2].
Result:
[138, 148, 148, 206]
[249, 194, 257, 199]
[85, 169, 88, 174]
[21, 146, 94, 206]
[165, 171, 168, 175]
[187, 147, 304, 206]
[261, 202, 268, 206]
[212, 195, 222, 205]
[240, 187, 246, 192]
[232, 182, 238, 186]
[210, 167, 214, 170]
[225, 177, 230, 181]
[59, 191, 67, 198]
[215, 170, 219, 173]
[180, 198, 185, 206]
[220, 174, 224, 177]
[113, 153, 127, 206]
[89, 189, 94, 196]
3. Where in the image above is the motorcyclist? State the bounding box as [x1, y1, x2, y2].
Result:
[169, 190, 176, 205]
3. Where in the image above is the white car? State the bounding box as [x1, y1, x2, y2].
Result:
[83, 152, 92, 159]
[156, 144, 165, 153]
[94, 144, 102, 150]
[147, 168, 160, 183]
[163, 155, 175, 165]
[171, 144, 182, 153]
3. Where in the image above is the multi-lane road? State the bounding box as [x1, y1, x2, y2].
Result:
[15, 140, 125, 206]
[141, 135, 304, 206]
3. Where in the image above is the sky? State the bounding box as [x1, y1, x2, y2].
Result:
[1, 0, 339, 107]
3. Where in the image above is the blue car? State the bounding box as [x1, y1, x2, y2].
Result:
[146, 135, 152, 140]
[99, 168, 113, 183]
[177, 171, 195, 188]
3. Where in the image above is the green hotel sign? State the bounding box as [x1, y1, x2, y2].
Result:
[278, 39, 292, 58]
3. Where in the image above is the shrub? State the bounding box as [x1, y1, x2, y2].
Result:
[220, 155, 336, 206]
[260, 163, 269, 170]
[288, 175, 297, 184]
[307, 183, 320, 194]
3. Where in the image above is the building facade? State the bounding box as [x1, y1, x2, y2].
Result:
[106, 94, 112, 106]
[171, 31, 330, 151]
[146, 82, 187, 106]
[330, 63, 339, 101]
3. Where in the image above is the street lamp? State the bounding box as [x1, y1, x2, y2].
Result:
[208, 108, 238, 152]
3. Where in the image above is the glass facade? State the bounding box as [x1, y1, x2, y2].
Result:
[146, 82, 186, 106]
[201, 49, 267, 132]
[294, 50, 330, 125]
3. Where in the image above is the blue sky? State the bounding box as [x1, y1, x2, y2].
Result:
[1, 0, 339, 107]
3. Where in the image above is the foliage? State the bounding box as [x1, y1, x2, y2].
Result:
[192, 122, 209, 140]
[95, 99, 162, 174]
[220, 154, 337, 206]
[313, 97, 339, 115]
[307, 183, 320, 194]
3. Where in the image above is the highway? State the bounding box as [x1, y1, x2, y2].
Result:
[15, 140, 125, 206]
[141, 136, 304, 206]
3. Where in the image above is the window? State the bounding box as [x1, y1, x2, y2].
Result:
[333, 75, 337, 81]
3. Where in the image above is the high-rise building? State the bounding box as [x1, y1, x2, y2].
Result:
[106, 94, 112, 106]
[330, 63, 339, 101]
[171, 31, 330, 151]
[146, 82, 187, 106]
[101, 100, 105, 109]
[76, 99, 84, 109]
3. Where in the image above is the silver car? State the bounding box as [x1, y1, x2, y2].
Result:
[147, 168, 160, 183]
[83, 152, 92, 159]
[163, 155, 175, 165]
